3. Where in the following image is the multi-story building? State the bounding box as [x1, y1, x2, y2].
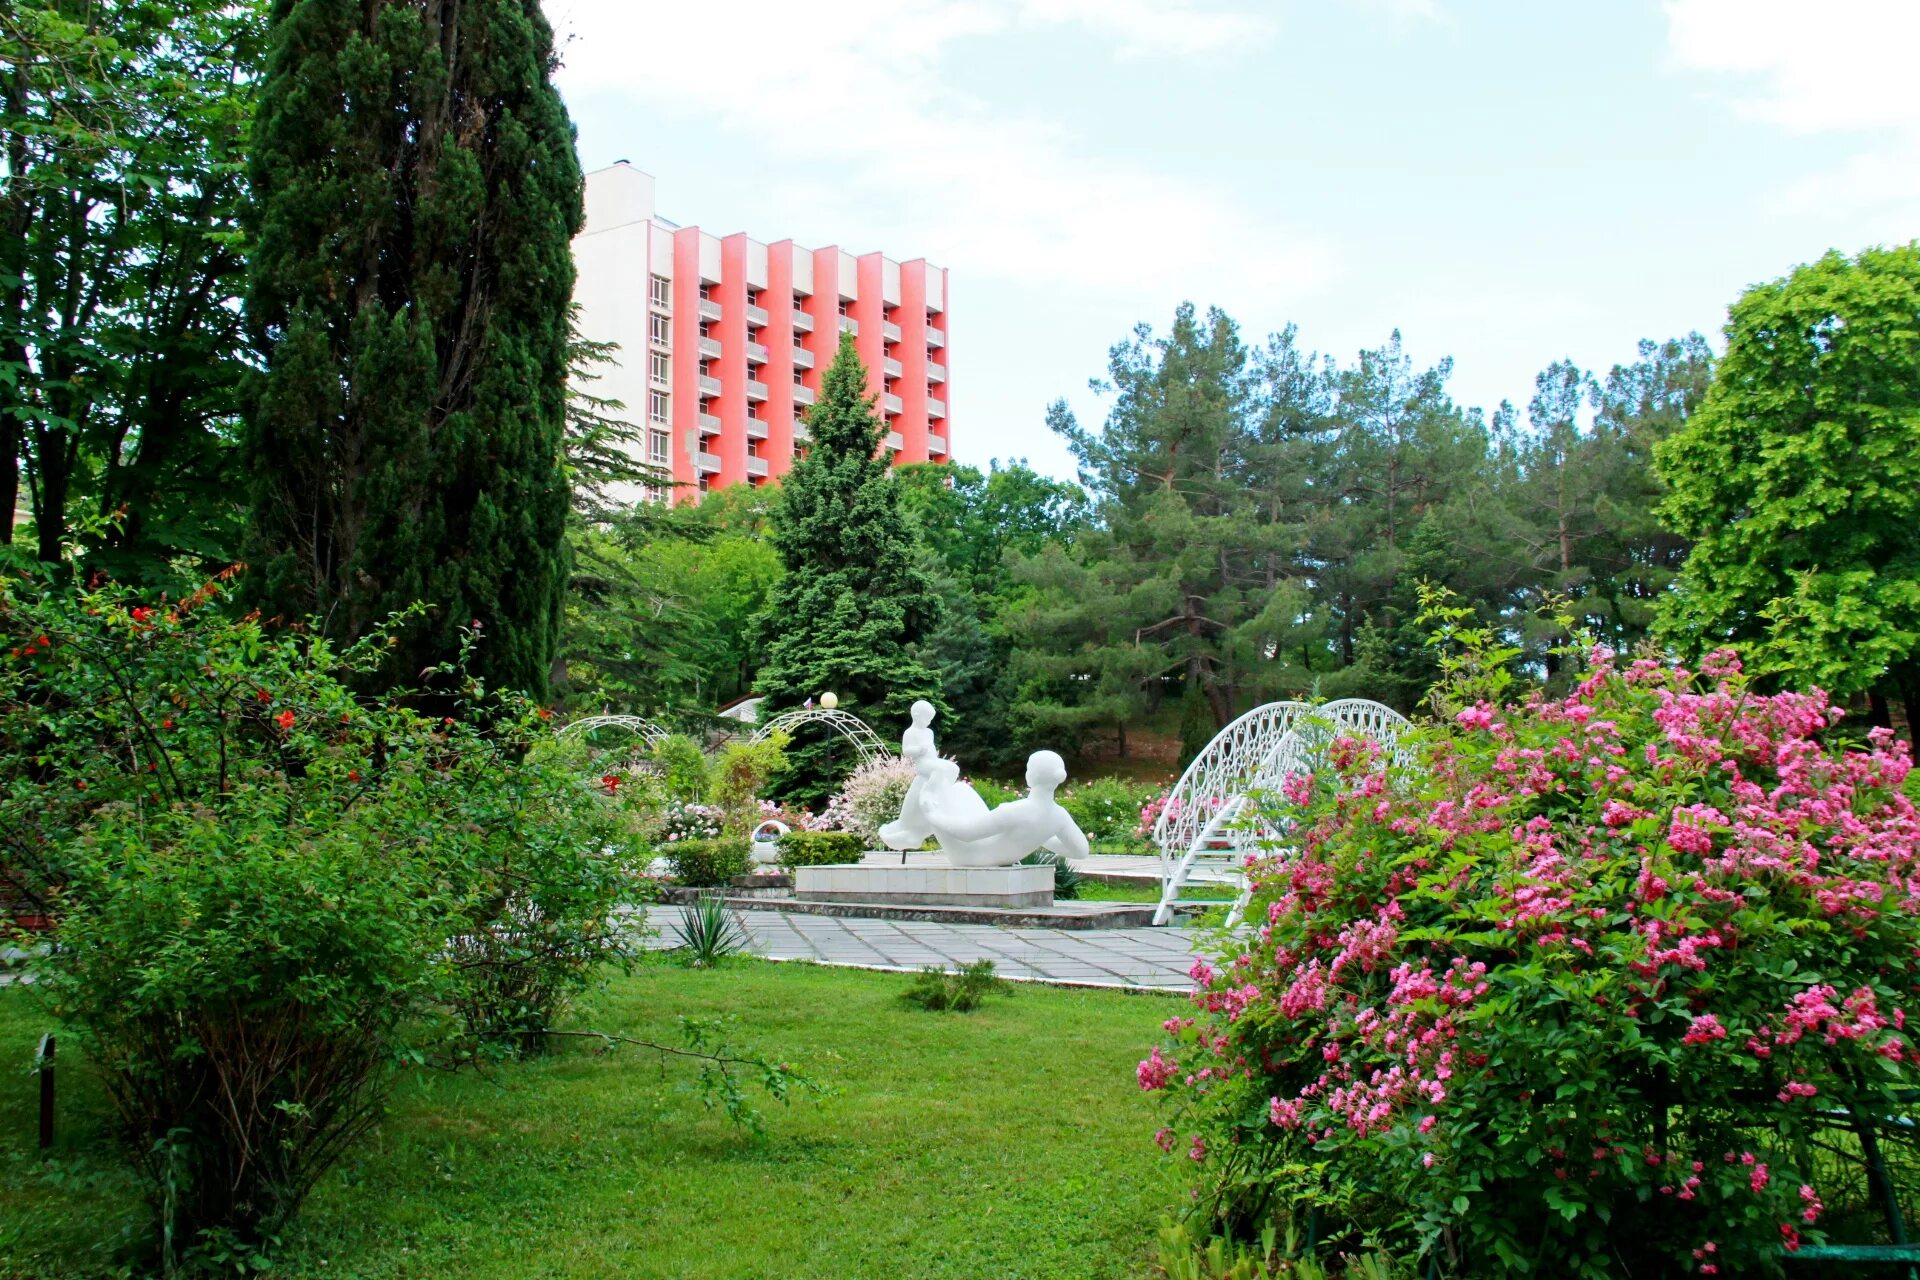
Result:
[572, 163, 951, 503]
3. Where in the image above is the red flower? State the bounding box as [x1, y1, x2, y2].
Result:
[275, 709, 295, 731]
[601, 774, 622, 794]
[35, 634, 50, 647]
[348, 769, 361, 783]
[131, 606, 153, 625]
[162, 718, 174, 729]
[537, 707, 553, 721]
[255, 689, 271, 703]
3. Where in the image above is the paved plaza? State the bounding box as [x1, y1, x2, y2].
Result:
[641, 904, 1199, 991]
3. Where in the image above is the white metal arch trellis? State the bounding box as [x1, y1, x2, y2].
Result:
[749, 707, 889, 765]
[555, 714, 673, 748]
[1150, 697, 1414, 926]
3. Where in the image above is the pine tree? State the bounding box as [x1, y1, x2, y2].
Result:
[757, 334, 943, 803]
[242, 0, 581, 696]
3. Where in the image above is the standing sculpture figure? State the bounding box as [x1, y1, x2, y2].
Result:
[879, 700, 942, 856]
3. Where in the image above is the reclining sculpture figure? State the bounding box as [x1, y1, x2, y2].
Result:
[878, 700, 1088, 868]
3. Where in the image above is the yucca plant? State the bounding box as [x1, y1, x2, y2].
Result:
[1019, 848, 1083, 899]
[670, 892, 750, 968]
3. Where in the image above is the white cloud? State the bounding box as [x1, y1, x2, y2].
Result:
[1664, 0, 1920, 229]
[543, 0, 1334, 300]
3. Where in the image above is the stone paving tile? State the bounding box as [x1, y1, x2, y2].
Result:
[638, 905, 1202, 991]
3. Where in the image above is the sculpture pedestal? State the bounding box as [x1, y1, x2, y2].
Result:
[793, 863, 1054, 908]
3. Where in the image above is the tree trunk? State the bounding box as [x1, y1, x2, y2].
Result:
[1867, 691, 1891, 731]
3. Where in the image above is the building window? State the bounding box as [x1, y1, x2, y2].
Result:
[697, 475, 710, 494]
[649, 351, 669, 385]
[648, 428, 669, 467]
[649, 275, 670, 308]
[649, 314, 670, 346]
[649, 390, 668, 424]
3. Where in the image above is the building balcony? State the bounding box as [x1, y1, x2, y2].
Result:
[792, 384, 816, 406]
[927, 326, 945, 348]
[698, 336, 722, 358]
[839, 315, 858, 336]
[745, 341, 769, 365]
[928, 433, 948, 455]
[885, 431, 904, 451]
[928, 397, 946, 418]
[883, 320, 902, 342]
[792, 309, 814, 333]
[745, 379, 769, 401]
[882, 392, 904, 414]
[695, 450, 722, 474]
[698, 374, 723, 396]
[745, 303, 769, 328]
[745, 455, 769, 478]
[698, 412, 722, 434]
[792, 420, 810, 443]
[928, 361, 946, 383]
[792, 346, 814, 369]
[698, 298, 723, 321]
[745, 417, 768, 440]
[883, 357, 903, 377]
[649, 371, 670, 390]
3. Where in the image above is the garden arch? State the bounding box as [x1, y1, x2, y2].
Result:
[1150, 698, 1413, 926]
[749, 707, 889, 765]
[555, 714, 672, 749]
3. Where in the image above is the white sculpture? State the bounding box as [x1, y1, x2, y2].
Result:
[879, 702, 1088, 868]
[749, 818, 790, 866]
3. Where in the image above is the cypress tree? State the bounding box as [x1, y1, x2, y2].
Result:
[758, 334, 944, 803]
[243, 0, 581, 696]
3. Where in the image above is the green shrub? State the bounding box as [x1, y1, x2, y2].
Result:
[650, 732, 713, 802]
[901, 959, 1010, 1012]
[664, 836, 751, 886]
[1060, 776, 1159, 847]
[45, 805, 449, 1259]
[971, 777, 1018, 808]
[2, 576, 639, 1256]
[1020, 848, 1083, 899]
[710, 733, 787, 830]
[777, 830, 863, 868]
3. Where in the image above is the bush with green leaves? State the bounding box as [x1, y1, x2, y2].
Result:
[1060, 775, 1161, 849]
[902, 959, 1010, 1012]
[1142, 599, 1920, 1276]
[1, 575, 641, 1256]
[664, 836, 751, 887]
[671, 891, 751, 967]
[650, 732, 714, 801]
[776, 830, 863, 868]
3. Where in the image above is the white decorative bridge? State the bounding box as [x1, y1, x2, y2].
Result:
[1149, 698, 1413, 926]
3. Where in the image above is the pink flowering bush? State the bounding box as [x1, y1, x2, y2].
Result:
[1142, 612, 1919, 1277]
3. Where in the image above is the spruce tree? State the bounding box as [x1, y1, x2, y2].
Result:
[242, 0, 581, 696]
[757, 334, 943, 803]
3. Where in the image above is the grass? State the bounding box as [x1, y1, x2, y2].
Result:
[1076, 879, 1236, 904]
[0, 959, 1184, 1280]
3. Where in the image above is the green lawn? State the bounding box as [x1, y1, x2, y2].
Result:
[0, 960, 1185, 1280]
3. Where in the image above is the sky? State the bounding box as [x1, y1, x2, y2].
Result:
[543, 0, 1920, 482]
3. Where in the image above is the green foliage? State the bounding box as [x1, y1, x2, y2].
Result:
[710, 733, 787, 830]
[651, 733, 714, 802]
[754, 335, 945, 803]
[663, 837, 750, 888]
[1019, 849, 1083, 900]
[1, 0, 263, 577]
[1060, 776, 1162, 848]
[901, 960, 1010, 1013]
[775, 830, 863, 868]
[560, 493, 782, 714]
[243, 0, 582, 698]
[1657, 244, 1920, 722]
[1, 575, 638, 1256]
[1152, 1219, 1405, 1280]
[670, 893, 750, 968]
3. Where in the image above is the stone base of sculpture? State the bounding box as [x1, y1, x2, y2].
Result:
[793, 863, 1054, 908]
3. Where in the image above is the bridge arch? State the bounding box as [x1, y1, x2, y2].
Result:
[1149, 698, 1414, 925]
[749, 707, 889, 765]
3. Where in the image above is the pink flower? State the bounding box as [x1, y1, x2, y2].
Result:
[1682, 1014, 1728, 1046]
[1137, 1047, 1175, 1092]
